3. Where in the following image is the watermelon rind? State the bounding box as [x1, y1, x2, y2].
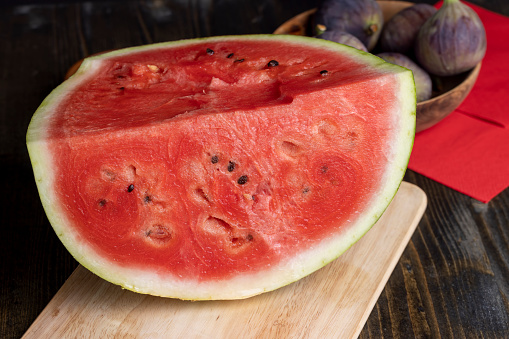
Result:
[27, 34, 415, 300]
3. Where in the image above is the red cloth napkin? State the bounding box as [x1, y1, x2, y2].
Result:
[408, 2, 509, 203]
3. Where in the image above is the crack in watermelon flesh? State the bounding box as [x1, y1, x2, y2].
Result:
[27, 35, 415, 299]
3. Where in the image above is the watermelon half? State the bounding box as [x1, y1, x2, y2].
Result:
[27, 35, 415, 300]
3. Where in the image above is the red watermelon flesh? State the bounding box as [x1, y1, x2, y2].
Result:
[27, 35, 415, 299]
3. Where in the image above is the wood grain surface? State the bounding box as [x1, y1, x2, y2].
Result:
[1, 1, 509, 338]
[22, 182, 426, 339]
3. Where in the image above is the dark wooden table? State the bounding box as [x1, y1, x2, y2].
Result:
[2, 0, 509, 338]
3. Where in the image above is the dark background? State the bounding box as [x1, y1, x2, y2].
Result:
[1, 1, 509, 338]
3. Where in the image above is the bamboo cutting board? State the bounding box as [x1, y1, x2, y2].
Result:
[23, 182, 426, 339]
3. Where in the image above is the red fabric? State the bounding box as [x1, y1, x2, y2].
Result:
[408, 2, 509, 203]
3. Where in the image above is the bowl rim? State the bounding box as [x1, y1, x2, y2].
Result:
[416, 62, 481, 106]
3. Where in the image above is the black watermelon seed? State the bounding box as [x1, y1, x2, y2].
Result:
[211, 155, 219, 164]
[237, 175, 248, 185]
[246, 234, 254, 241]
[267, 60, 279, 67]
[227, 161, 235, 172]
[144, 195, 152, 203]
[119, 87, 125, 90]
[227, 53, 234, 58]
[206, 48, 214, 55]
[320, 70, 329, 75]
[234, 59, 245, 63]
[127, 184, 135, 192]
[321, 165, 328, 173]
[98, 199, 107, 207]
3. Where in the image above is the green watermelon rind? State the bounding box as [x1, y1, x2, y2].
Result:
[27, 34, 415, 300]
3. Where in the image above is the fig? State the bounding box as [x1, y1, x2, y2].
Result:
[377, 52, 432, 102]
[317, 30, 368, 52]
[379, 4, 437, 54]
[415, 0, 486, 76]
[313, 0, 383, 51]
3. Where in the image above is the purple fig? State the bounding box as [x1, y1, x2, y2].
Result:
[313, 0, 384, 51]
[377, 52, 432, 102]
[317, 30, 368, 52]
[415, 0, 486, 76]
[379, 4, 437, 54]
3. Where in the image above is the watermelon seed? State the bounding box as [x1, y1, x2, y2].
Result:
[280, 140, 301, 157]
[302, 187, 310, 194]
[144, 195, 151, 204]
[237, 175, 248, 185]
[119, 87, 125, 90]
[227, 53, 234, 58]
[227, 161, 235, 172]
[146, 225, 172, 243]
[98, 199, 107, 207]
[127, 165, 137, 178]
[206, 48, 214, 55]
[267, 60, 279, 67]
[211, 155, 219, 164]
[204, 216, 232, 232]
[320, 70, 329, 76]
[101, 169, 116, 181]
[246, 234, 253, 241]
[195, 188, 210, 202]
[231, 237, 244, 246]
[321, 165, 328, 174]
[127, 184, 135, 192]
[316, 120, 337, 137]
[234, 59, 245, 63]
[147, 65, 160, 72]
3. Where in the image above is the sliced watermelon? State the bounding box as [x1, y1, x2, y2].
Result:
[27, 35, 415, 300]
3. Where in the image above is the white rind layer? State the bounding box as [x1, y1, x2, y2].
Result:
[26, 35, 415, 300]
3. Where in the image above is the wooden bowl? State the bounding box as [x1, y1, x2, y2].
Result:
[273, 1, 481, 133]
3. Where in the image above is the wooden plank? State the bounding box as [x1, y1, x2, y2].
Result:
[22, 182, 426, 339]
[366, 171, 509, 338]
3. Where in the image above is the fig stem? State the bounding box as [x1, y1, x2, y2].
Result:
[365, 24, 378, 36]
[315, 24, 327, 35]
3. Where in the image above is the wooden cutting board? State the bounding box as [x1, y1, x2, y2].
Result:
[23, 182, 426, 339]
